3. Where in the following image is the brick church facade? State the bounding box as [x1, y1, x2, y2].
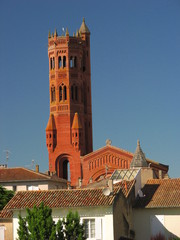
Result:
[46, 19, 168, 187]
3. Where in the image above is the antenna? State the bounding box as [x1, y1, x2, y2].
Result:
[3, 150, 11, 165]
[25, 159, 35, 170]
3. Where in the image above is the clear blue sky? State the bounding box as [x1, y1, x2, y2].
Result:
[0, 0, 180, 177]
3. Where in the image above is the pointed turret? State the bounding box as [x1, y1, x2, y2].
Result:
[48, 31, 51, 38]
[66, 28, 69, 36]
[72, 113, 82, 129]
[54, 29, 58, 37]
[72, 113, 82, 152]
[46, 114, 57, 152]
[46, 114, 56, 131]
[79, 17, 90, 33]
[130, 140, 148, 168]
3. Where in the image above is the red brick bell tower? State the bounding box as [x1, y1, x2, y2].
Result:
[46, 18, 93, 186]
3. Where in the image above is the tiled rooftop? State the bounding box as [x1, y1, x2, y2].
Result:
[2, 181, 135, 214]
[0, 167, 66, 182]
[134, 178, 180, 208]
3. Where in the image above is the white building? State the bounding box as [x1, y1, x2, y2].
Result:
[133, 178, 180, 239]
[0, 166, 67, 191]
[1, 181, 135, 240]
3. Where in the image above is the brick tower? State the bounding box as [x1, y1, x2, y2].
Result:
[46, 18, 93, 186]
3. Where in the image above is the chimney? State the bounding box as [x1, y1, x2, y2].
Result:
[159, 170, 162, 179]
[108, 179, 113, 193]
[35, 165, 39, 173]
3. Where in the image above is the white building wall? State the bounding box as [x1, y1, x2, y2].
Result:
[13, 206, 114, 240]
[133, 208, 180, 240]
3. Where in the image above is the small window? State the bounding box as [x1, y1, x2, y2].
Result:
[59, 86, 62, 101]
[27, 185, 39, 191]
[58, 56, 62, 68]
[64, 86, 67, 100]
[84, 219, 95, 239]
[13, 185, 17, 191]
[70, 57, 73, 68]
[51, 86, 56, 102]
[50, 58, 53, 69]
[63, 56, 66, 68]
[52, 57, 55, 69]
[71, 86, 74, 100]
[75, 86, 78, 101]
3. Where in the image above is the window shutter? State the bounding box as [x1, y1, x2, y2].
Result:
[95, 218, 102, 239]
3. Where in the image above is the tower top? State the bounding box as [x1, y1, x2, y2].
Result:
[130, 140, 148, 168]
[79, 17, 90, 34]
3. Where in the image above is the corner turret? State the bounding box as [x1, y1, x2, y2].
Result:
[72, 113, 82, 152]
[46, 114, 57, 152]
[130, 140, 148, 168]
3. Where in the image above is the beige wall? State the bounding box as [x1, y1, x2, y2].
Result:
[0, 220, 13, 240]
[113, 189, 135, 240]
[133, 208, 180, 240]
[2, 181, 67, 192]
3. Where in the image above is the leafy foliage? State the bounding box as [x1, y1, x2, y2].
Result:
[0, 185, 14, 210]
[17, 203, 85, 240]
[63, 211, 85, 240]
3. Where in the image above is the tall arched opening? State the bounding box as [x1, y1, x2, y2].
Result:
[56, 155, 71, 181]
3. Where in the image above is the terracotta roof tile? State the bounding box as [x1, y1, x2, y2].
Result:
[134, 178, 180, 208]
[0, 168, 66, 183]
[4, 186, 124, 211]
[0, 209, 13, 218]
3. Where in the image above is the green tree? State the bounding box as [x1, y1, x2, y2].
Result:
[56, 218, 64, 240]
[0, 185, 14, 210]
[17, 215, 29, 240]
[17, 203, 85, 240]
[18, 202, 56, 240]
[63, 211, 85, 240]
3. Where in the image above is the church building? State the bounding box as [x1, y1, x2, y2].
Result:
[46, 18, 168, 187]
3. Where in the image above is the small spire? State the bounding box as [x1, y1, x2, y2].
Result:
[46, 114, 56, 131]
[48, 31, 51, 38]
[51, 33, 54, 38]
[130, 140, 148, 168]
[79, 17, 90, 34]
[76, 29, 79, 37]
[66, 28, 69, 36]
[72, 113, 82, 129]
[54, 29, 58, 37]
[73, 32, 75, 37]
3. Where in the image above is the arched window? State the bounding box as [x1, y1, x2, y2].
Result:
[71, 86, 74, 100]
[58, 56, 62, 68]
[63, 160, 70, 181]
[64, 86, 67, 100]
[70, 56, 77, 68]
[75, 86, 78, 101]
[50, 58, 53, 70]
[59, 86, 62, 101]
[63, 56, 66, 68]
[74, 57, 77, 68]
[51, 86, 56, 102]
[70, 57, 73, 68]
[52, 57, 55, 69]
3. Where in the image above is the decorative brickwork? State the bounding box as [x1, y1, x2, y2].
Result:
[46, 19, 169, 187]
[46, 19, 93, 186]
